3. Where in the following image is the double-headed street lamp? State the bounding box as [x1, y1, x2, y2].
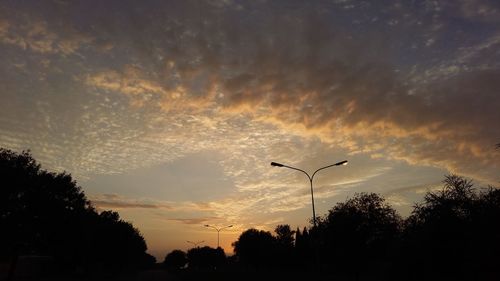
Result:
[204, 224, 233, 248]
[186, 240, 204, 248]
[270, 160, 348, 228]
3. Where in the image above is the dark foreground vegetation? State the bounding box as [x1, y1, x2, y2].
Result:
[0, 149, 155, 280]
[2, 148, 500, 281]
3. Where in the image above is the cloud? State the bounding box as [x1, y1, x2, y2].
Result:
[0, 17, 93, 55]
[167, 217, 220, 225]
[95, 29, 500, 184]
[457, 0, 500, 23]
[93, 200, 160, 209]
[84, 65, 218, 110]
[206, 9, 499, 184]
[385, 193, 411, 207]
[89, 193, 172, 210]
[84, 67, 167, 107]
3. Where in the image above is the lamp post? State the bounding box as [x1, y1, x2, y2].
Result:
[204, 224, 233, 248]
[186, 240, 204, 248]
[270, 160, 348, 228]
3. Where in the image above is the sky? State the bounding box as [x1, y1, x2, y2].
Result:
[1, 0, 499, 260]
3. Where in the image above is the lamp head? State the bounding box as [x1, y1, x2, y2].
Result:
[335, 160, 348, 166]
[271, 162, 284, 167]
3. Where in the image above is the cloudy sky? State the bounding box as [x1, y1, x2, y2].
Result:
[1, 0, 499, 259]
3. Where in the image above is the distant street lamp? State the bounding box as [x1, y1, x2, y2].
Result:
[204, 224, 233, 248]
[270, 160, 348, 228]
[186, 240, 204, 248]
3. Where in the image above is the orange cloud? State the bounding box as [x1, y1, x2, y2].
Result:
[0, 18, 93, 55]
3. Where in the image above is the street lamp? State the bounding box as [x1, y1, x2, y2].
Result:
[270, 160, 348, 228]
[186, 240, 204, 248]
[204, 224, 233, 248]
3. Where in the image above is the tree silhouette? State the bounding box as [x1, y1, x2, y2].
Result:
[274, 224, 295, 247]
[403, 175, 500, 280]
[186, 246, 226, 270]
[294, 227, 312, 267]
[273, 225, 295, 268]
[163, 250, 187, 271]
[317, 192, 401, 278]
[89, 210, 149, 271]
[473, 187, 500, 280]
[0, 148, 153, 275]
[0, 149, 90, 268]
[232, 228, 276, 269]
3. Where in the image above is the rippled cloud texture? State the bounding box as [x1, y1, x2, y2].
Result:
[1, 0, 499, 256]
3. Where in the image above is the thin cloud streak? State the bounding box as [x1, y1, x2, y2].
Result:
[89, 193, 173, 210]
[167, 217, 220, 225]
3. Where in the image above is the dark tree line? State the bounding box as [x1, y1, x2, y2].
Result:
[163, 246, 226, 271]
[227, 193, 402, 278]
[226, 175, 500, 280]
[0, 148, 155, 277]
[400, 175, 500, 281]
